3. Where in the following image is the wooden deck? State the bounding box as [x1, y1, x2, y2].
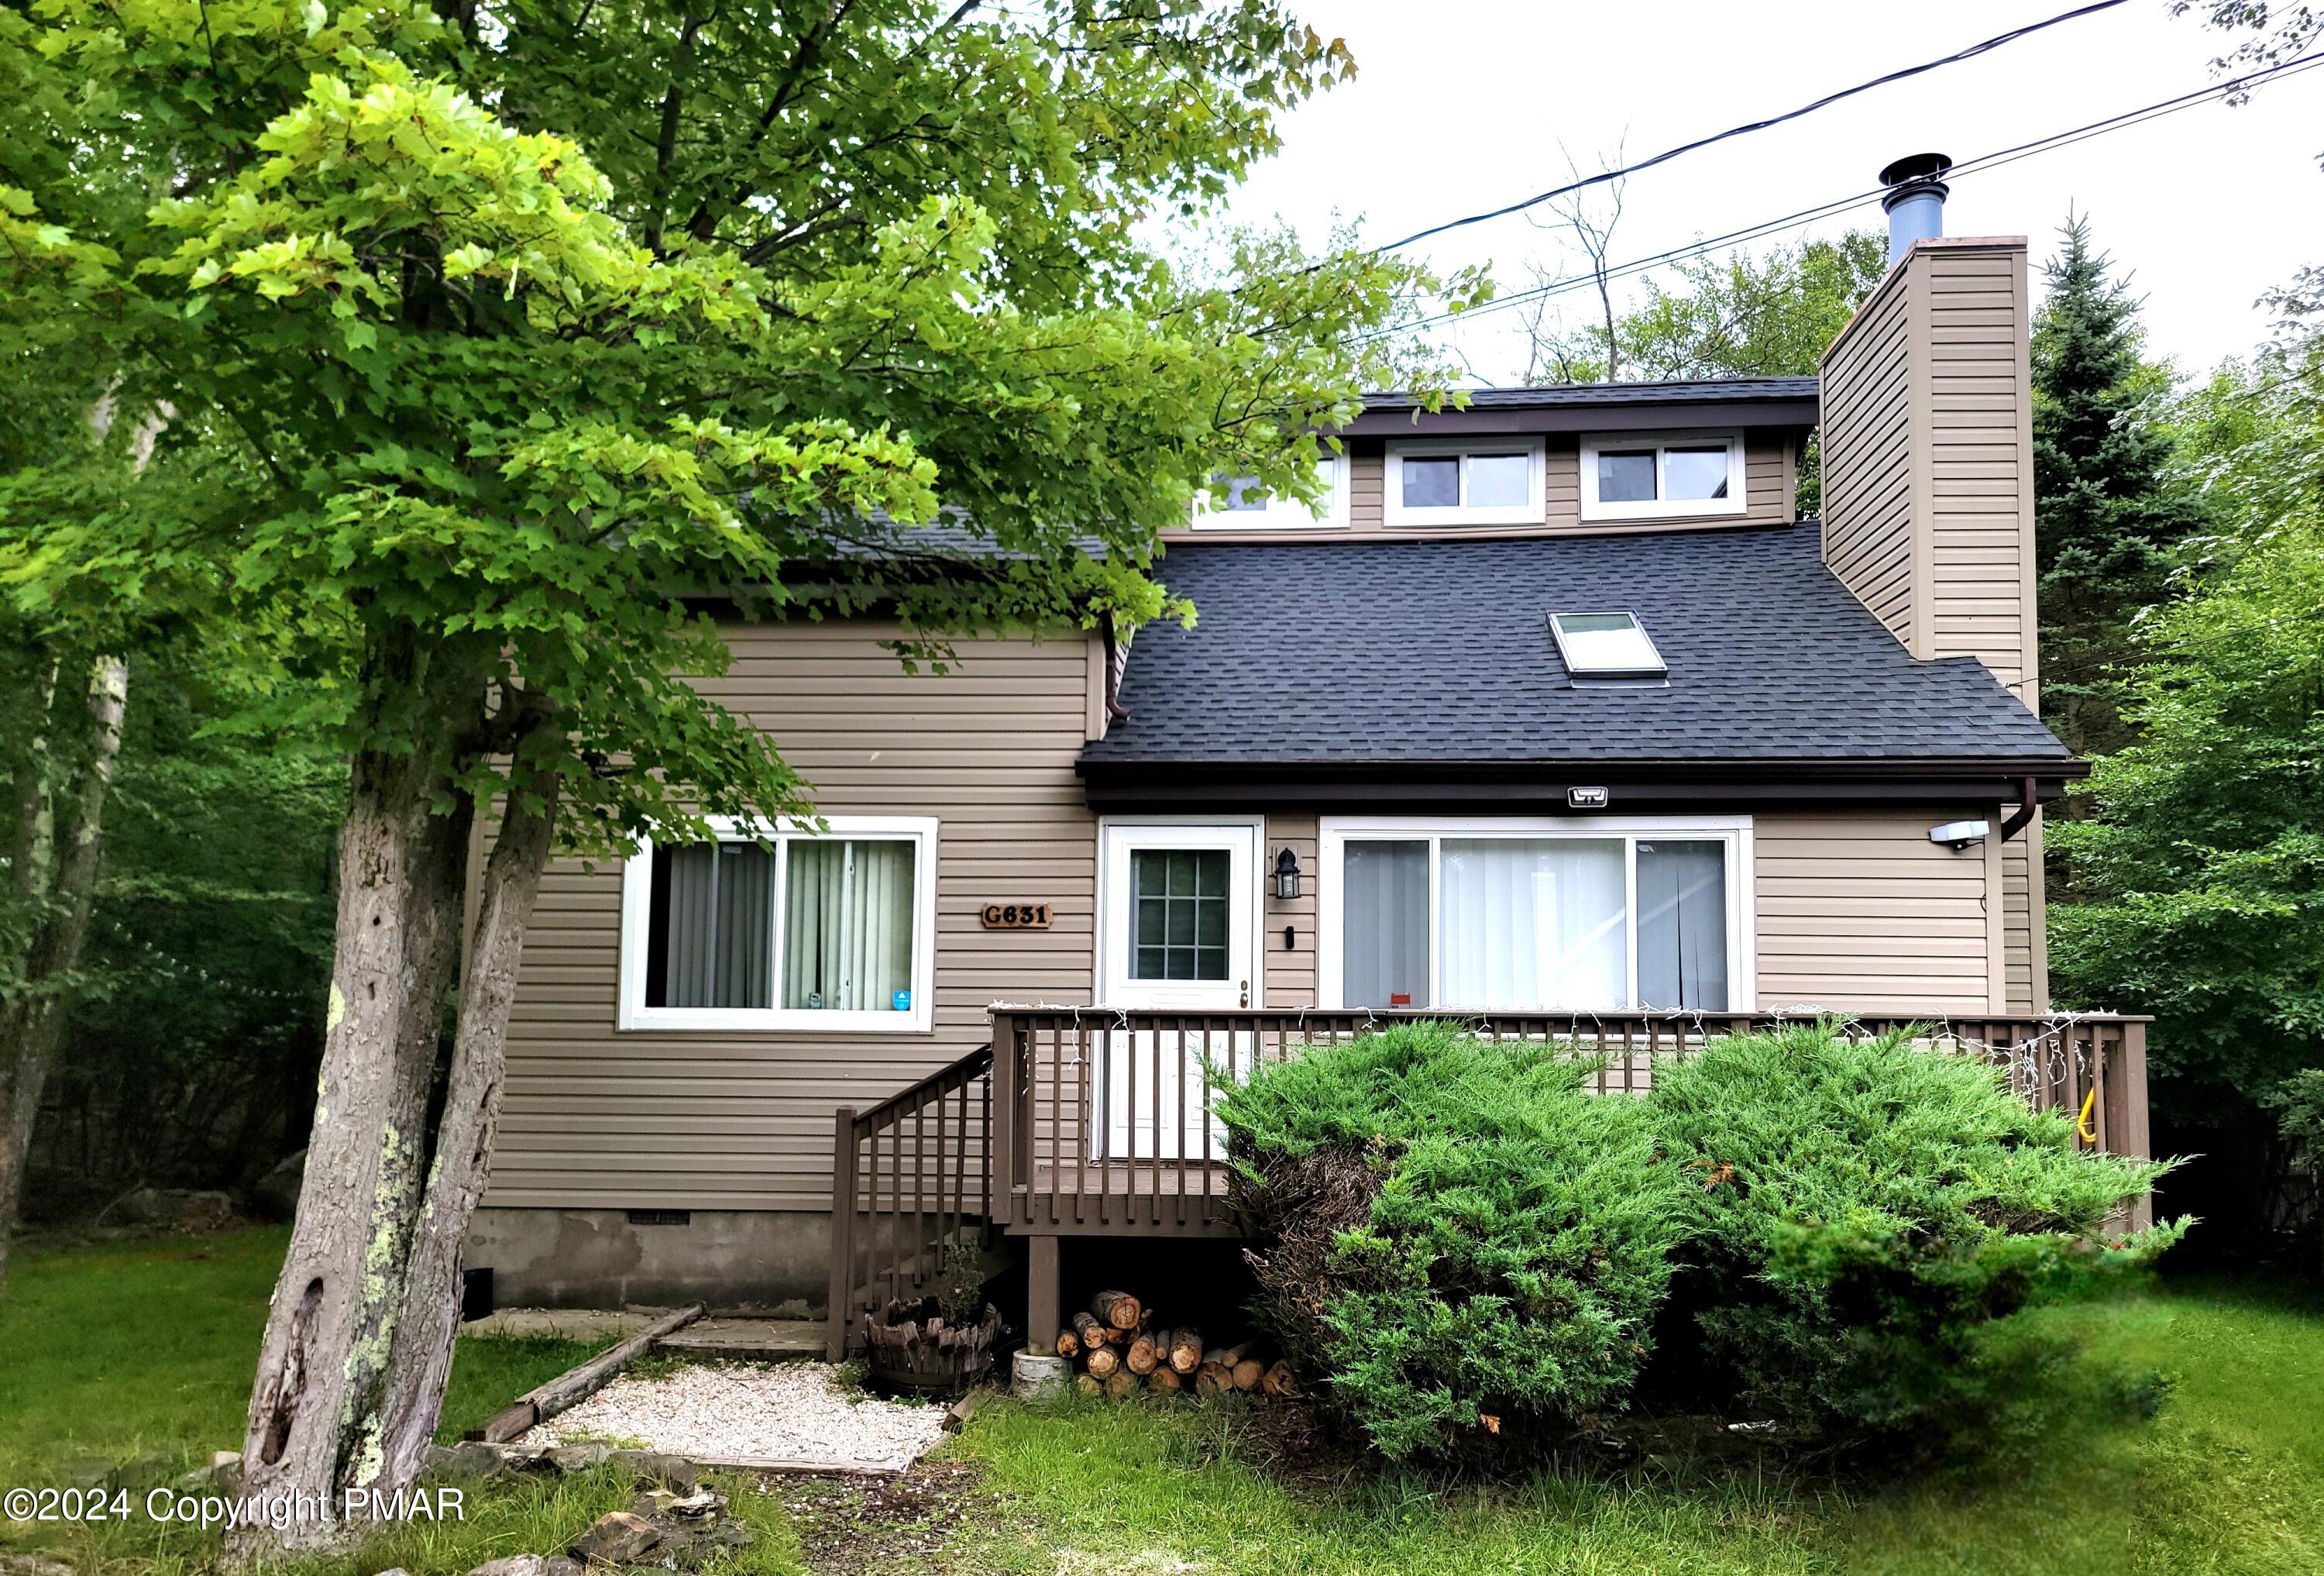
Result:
[1012, 1161, 1237, 1237]
[827, 1007, 2155, 1357]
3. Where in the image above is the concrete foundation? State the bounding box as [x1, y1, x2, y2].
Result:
[468, 1206, 830, 1313]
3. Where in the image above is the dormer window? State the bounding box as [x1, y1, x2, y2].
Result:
[1194, 452, 1349, 528]
[1384, 437, 1545, 527]
[1580, 432, 1746, 521]
[1549, 611, 1667, 679]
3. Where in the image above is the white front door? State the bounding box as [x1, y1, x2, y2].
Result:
[1098, 821, 1260, 1158]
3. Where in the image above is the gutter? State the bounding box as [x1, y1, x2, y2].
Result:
[1075, 755, 2085, 814]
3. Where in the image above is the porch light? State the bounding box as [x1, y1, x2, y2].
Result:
[1273, 847, 1303, 901]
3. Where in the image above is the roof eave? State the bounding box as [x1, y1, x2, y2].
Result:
[1344, 397, 1819, 436]
[1076, 755, 2084, 814]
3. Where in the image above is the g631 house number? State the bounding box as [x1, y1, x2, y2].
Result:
[979, 903, 1052, 930]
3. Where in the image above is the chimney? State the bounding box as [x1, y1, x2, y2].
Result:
[1820, 160, 2033, 705]
[1878, 153, 1952, 267]
[1818, 170, 2046, 1010]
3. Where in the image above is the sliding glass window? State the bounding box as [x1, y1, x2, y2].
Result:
[1328, 823, 1743, 1012]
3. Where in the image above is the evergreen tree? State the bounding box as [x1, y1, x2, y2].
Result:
[2032, 213, 2205, 757]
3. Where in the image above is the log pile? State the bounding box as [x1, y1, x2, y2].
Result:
[1051, 1289, 1295, 1402]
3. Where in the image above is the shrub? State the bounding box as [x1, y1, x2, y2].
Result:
[1647, 1024, 2181, 1446]
[1214, 1020, 1693, 1461]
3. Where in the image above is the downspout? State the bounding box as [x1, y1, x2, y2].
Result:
[1999, 776, 2040, 841]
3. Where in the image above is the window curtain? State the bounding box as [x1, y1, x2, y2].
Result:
[1342, 839, 1430, 1007]
[647, 841, 772, 1009]
[1636, 841, 1728, 1010]
[1440, 838, 1626, 1009]
[782, 838, 916, 1011]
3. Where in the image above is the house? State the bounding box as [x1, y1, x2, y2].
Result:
[468, 159, 2151, 1345]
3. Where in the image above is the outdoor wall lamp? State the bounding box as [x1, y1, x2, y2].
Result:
[1928, 819, 1991, 852]
[1273, 847, 1303, 901]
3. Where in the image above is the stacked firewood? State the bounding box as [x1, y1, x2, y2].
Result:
[1054, 1289, 1295, 1401]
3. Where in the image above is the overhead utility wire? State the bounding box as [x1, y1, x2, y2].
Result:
[1367, 49, 2324, 343]
[1368, 0, 2130, 256]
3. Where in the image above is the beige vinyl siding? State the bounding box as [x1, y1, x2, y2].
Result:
[1175, 432, 1797, 542]
[1264, 814, 1318, 1007]
[1819, 264, 1918, 644]
[1820, 239, 2049, 1012]
[487, 621, 1102, 1213]
[1927, 246, 2039, 704]
[1820, 238, 2040, 705]
[1349, 446, 1384, 526]
[2003, 814, 2044, 1012]
[1752, 811, 2001, 1014]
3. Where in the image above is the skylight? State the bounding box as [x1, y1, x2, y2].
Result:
[1549, 611, 1667, 679]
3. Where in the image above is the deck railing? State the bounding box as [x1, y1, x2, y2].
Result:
[987, 1008, 2153, 1237]
[825, 1042, 992, 1359]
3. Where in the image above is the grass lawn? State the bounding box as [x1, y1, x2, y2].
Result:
[0, 1227, 606, 1482]
[0, 1227, 761, 1574]
[931, 1278, 2324, 1576]
[3, 1228, 2320, 1575]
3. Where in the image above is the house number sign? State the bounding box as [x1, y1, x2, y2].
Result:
[980, 903, 1053, 930]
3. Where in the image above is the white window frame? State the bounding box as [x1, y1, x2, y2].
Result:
[1384, 436, 1545, 528]
[1192, 451, 1350, 529]
[1095, 816, 1266, 1009]
[1315, 815, 1756, 1012]
[617, 814, 939, 1033]
[1580, 431, 1748, 521]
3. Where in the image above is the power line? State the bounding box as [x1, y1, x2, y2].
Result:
[1368, 48, 2324, 346]
[1369, 0, 2131, 256]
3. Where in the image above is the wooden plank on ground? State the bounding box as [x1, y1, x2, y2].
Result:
[689, 1454, 904, 1479]
[480, 1304, 705, 1443]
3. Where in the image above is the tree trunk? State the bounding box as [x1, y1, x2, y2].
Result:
[375, 738, 561, 1488]
[0, 654, 129, 1296]
[228, 652, 476, 1559]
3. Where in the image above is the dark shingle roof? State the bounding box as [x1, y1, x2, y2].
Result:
[1081, 521, 2068, 767]
[1360, 377, 1820, 415]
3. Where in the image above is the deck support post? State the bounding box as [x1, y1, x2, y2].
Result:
[827, 1106, 859, 1361]
[2112, 1020, 2154, 1231]
[990, 1010, 1018, 1230]
[1026, 1234, 1060, 1354]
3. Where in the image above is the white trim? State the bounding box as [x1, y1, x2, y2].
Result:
[1191, 452, 1350, 530]
[1580, 431, 1748, 521]
[617, 814, 938, 1033]
[1384, 436, 1545, 528]
[1095, 816, 1266, 1010]
[1315, 814, 1756, 1012]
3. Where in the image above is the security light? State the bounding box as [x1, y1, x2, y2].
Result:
[1929, 820, 1990, 852]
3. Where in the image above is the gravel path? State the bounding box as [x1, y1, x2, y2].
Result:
[527, 1361, 949, 1471]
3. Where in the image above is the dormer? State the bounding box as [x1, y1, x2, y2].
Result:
[1167, 379, 1817, 544]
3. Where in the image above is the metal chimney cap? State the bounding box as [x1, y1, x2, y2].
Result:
[1878, 152, 1953, 207]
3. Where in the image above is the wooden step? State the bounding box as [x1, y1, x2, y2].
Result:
[652, 1316, 827, 1361]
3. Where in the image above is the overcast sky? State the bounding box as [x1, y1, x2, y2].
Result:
[1188, 0, 2323, 384]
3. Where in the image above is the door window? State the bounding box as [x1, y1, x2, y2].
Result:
[1132, 848, 1231, 981]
